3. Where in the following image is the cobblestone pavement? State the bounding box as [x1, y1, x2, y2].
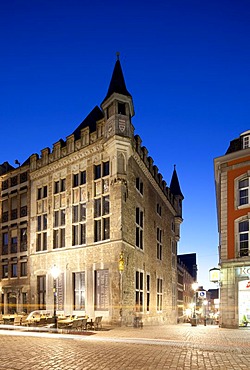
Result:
[0, 324, 250, 369]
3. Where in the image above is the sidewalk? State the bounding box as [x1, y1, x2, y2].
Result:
[2, 322, 250, 353]
[92, 322, 250, 353]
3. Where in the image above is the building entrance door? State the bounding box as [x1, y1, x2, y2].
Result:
[238, 280, 250, 326]
[7, 293, 17, 314]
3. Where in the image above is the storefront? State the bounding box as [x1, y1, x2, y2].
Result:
[237, 266, 250, 327]
[238, 278, 250, 326]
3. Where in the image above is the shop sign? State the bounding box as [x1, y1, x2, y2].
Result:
[209, 267, 220, 282]
[238, 266, 250, 276]
[198, 291, 206, 299]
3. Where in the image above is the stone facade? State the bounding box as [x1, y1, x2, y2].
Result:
[0, 57, 183, 325]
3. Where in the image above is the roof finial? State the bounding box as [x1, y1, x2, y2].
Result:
[174, 164, 176, 170]
[116, 51, 120, 61]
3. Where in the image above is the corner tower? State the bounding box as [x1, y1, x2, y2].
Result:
[101, 53, 135, 139]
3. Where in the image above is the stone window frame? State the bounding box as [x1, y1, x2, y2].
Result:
[73, 271, 86, 311]
[242, 135, 250, 149]
[235, 214, 250, 258]
[36, 214, 48, 252]
[72, 169, 87, 247]
[135, 206, 144, 250]
[53, 208, 66, 249]
[72, 203, 86, 246]
[156, 227, 162, 260]
[135, 270, 144, 312]
[156, 277, 163, 312]
[93, 161, 110, 243]
[146, 273, 150, 312]
[135, 177, 144, 196]
[235, 171, 250, 209]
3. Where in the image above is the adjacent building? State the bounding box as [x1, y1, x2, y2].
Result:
[0, 57, 183, 325]
[177, 254, 197, 321]
[214, 130, 250, 328]
[0, 160, 30, 313]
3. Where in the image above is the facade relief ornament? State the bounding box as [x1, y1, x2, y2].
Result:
[118, 118, 126, 133]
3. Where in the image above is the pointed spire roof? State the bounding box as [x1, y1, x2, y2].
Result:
[170, 165, 184, 199]
[102, 53, 131, 103]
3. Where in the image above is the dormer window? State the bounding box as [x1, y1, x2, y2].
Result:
[243, 135, 250, 149]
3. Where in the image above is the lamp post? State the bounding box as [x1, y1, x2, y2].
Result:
[203, 299, 208, 326]
[51, 265, 60, 330]
[191, 282, 198, 326]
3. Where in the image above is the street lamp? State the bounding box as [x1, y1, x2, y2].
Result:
[203, 299, 208, 326]
[51, 265, 60, 330]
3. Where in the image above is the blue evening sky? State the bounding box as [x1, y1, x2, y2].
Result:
[1, 0, 250, 289]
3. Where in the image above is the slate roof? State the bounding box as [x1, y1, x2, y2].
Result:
[72, 105, 104, 139]
[102, 58, 131, 104]
[170, 166, 184, 199]
[226, 137, 241, 154]
[0, 161, 14, 175]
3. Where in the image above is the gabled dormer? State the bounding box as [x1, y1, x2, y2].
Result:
[101, 53, 135, 139]
[226, 130, 250, 154]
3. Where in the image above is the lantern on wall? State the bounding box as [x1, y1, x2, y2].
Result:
[209, 267, 221, 283]
[119, 252, 124, 273]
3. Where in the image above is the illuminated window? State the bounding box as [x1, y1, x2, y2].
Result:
[73, 272, 85, 311]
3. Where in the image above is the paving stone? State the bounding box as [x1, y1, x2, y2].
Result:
[0, 324, 250, 369]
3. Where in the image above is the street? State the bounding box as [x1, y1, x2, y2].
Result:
[0, 324, 250, 369]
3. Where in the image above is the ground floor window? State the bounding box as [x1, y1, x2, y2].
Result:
[135, 271, 143, 311]
[73, 272, 85, 310]
[157, 278, 163, 311]
[94, 269, 109, 310]
[238, 279, 250, 326]
[37, 275, 46, 309]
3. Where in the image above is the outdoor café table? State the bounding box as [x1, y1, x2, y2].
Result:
[87, 319, 94, 329]
[3, 315, 15, 325]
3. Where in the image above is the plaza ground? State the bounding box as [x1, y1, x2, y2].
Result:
[0, 323, 250, 369]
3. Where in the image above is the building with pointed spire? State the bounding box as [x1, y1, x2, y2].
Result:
[0, 56, 183, 325]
